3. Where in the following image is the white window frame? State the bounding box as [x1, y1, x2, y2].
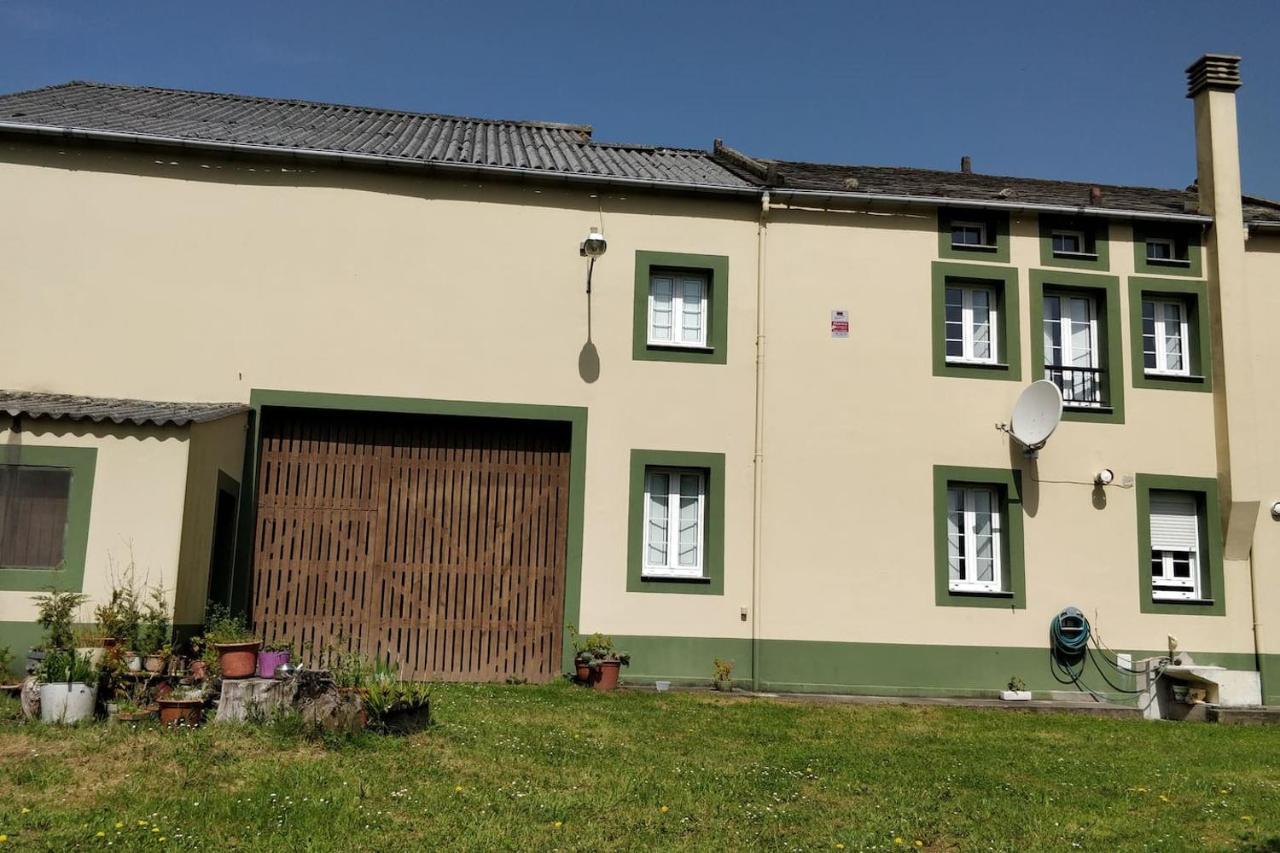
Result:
[647, 270, 710, 349]
[944, 284, 999, 364]
[1051, 229, 1093, 258]
[1142, 297, 1192, 377]
[1145, 237, 1187, 265]
[947, 484, 1003, 594]
[951, 220, 992, 249]
[642, 467, 706, 579]
[1150, 491, 1203, 602]
[1042, 292, 1102, 407]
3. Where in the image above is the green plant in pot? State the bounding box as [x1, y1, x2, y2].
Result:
[712, 658, 735, 692]
[135, 587, 172, 673]
[567, 624, 592, 682]
[36, 647, 98, 724]
[95, 582, 142, 649]
[202, 602, 260, 679]
[581, 632, 630, 691]
[33, 589, 89, 651]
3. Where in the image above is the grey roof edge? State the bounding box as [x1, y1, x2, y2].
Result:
[15, 80, 597, 136]
[0, 120, 763, 198]
[0, 390, 249, 428]
[767, 187, 1213, 223]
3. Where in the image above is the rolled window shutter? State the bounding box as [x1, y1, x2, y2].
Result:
[1150, 491, 1199, 551]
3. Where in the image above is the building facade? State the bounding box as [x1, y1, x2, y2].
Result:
[0, 55, 1276, 703]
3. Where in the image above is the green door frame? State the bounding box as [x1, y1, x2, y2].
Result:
[233, 389, 588, 674]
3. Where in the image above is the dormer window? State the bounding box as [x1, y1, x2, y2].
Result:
[1145, 237, 1189, 266]
[951, 220, 992, 249]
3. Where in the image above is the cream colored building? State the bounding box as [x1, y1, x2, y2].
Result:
[0, 55, 1275, 704]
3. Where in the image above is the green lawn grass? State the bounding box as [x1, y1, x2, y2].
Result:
[0, 683, 1277, 851]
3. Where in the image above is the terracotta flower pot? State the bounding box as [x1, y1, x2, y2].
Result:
[575, 659, 591, 683]
[214, 641, 261, 679]
[157, 697, 204, 727]
[592, 660, 621, 691]
[190, 660, 208, 681]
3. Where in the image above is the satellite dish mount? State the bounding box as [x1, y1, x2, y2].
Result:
[999, 380, 1064, 459]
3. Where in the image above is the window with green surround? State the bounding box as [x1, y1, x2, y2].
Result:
[931, 262, 1021, 381]
[633, 251, 729, 364]
[627, 449, 724, 595]
[1135, 474, 1224, 616]
[1132, 223, 1203, 278]
[1127, 277, 1212, 392]
[1038, 214, 1110, 270]
[938, 208, 1009, 262]
[933, 465, 1025, 609]
[0, 444, 96, 592]
[1029, 269, 1125, 424]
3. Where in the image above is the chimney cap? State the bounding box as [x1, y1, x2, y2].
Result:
[960, 155, 972, 174]
[1186, 54, 1242, 98]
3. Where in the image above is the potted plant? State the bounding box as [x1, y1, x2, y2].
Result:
[95, 583, 141, 648]
[713, 658, 735, 692]
[187, 636, 218, 681]
[257, 641, 293, 679]
[33, 589, 88, 651]
[1001, 675, 1032, 702]
[134, 587, 172, 673]
[37, 647, 98, 724]
[202, 602, 259, 679]
[567, 625, 591, 682]
[581, 633, 629, 691]
[157, 687, 204, 727]
[363, 680, 431, 733]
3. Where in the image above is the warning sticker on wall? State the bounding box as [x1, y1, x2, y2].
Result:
[830, 309, 849, 338]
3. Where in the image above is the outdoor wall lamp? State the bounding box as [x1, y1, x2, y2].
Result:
[580, 226, 607, 258]
[581, 226, 606, 294]
[1271, 501, 1280, 520]
[1094, 468, 1115, 486]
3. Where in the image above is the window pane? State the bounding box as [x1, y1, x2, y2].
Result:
[677, 474, 700, 568]
[679, 278, 704, 343]
[645, 472, 669, 566]
[944, 288, 964, 358]
[1147, 240, 1172, 260]
[1162, 302, 1184, 371]
[650, 276, 673, 341]
[1142, 302, 1157, 370]
[971, 291, 992, 360]
[1042, 295, 1063, 366]
[0, 466, 72, 568]
[947, 488, 963, 580]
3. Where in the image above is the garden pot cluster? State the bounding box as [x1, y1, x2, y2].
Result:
[569, 629, 630, 691]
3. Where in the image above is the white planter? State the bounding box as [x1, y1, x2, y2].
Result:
[40, 682, 98, 724]
[1000, 690, 1033, 702]
[126, 655, 143, 672]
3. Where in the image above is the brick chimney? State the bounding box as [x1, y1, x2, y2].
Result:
[1188, 53, 1260, 557]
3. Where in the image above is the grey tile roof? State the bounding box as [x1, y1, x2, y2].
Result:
[0, 81, 755, 192]
[718, 148, 1280, 224]
[0, 390, 248, 427]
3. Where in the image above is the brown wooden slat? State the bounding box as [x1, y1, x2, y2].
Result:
[251, 409, 570, 682]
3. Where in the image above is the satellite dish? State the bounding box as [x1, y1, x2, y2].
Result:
[1008, 380, 1063, 456]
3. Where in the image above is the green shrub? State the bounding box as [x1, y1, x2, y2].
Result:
[38, 647, 96, 684]
[32, 589, 89, 650]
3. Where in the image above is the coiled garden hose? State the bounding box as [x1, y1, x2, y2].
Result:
[1050, 607, 1091, 656]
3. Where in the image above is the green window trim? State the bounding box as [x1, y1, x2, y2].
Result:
[626, 449, 725, 595]
[0, 444, 97, 592]
[1135, 474, 1225, 616]
[1038, 214, 1111, 271]
[930, 262, 1022, 381]
[1132, 223, 1203, 278]
[1028, 269, 1125, 424]
[632, 250, 729, 364]
[932, 465, 1026, 609]
[937, 208, 1010, 263]
[1127, 277, 1213, 393]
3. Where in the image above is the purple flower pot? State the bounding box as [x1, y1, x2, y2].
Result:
[257, 649, 291, 679]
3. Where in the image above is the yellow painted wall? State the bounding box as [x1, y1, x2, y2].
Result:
[0, 140, 760, 643]
[0, 418, 190, 625]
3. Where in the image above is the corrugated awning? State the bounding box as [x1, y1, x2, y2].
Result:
[0, 390, 248, 427]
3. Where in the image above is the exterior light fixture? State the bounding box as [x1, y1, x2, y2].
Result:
[1094, 469, 1115, 486]
[580, 227, 607, 258]
[1272, 501, 1280, 520]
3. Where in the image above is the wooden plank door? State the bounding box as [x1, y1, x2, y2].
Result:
[251, 409, 570, 682]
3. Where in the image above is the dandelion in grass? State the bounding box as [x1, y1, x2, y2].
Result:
[96, 831, 106, 838]
[115, 822, 124, 829]
[660, 806, 669, 813]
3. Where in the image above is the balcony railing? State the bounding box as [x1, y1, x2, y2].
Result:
[1044, 364, 1108, 409]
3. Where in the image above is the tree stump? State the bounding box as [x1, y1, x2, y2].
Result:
[215, 677, 297, 723]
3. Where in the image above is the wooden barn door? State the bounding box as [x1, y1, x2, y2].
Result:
[251, 408, 571, 682]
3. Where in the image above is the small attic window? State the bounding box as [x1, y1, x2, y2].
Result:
[1145, 237, 1190, 266]
[1051, 229, 1097, 259]
[951, 220, 995, 250]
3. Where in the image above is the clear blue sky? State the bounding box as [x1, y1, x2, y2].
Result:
[2, 0, 1277, 196]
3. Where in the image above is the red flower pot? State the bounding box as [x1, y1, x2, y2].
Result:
[575, 660, 592, 683]
[157, 697, 204, 727]
[592, 660, 621, 691]
[214, 641, 261, 679]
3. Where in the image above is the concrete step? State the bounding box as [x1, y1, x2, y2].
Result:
[1206, 706, 1280, 725]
